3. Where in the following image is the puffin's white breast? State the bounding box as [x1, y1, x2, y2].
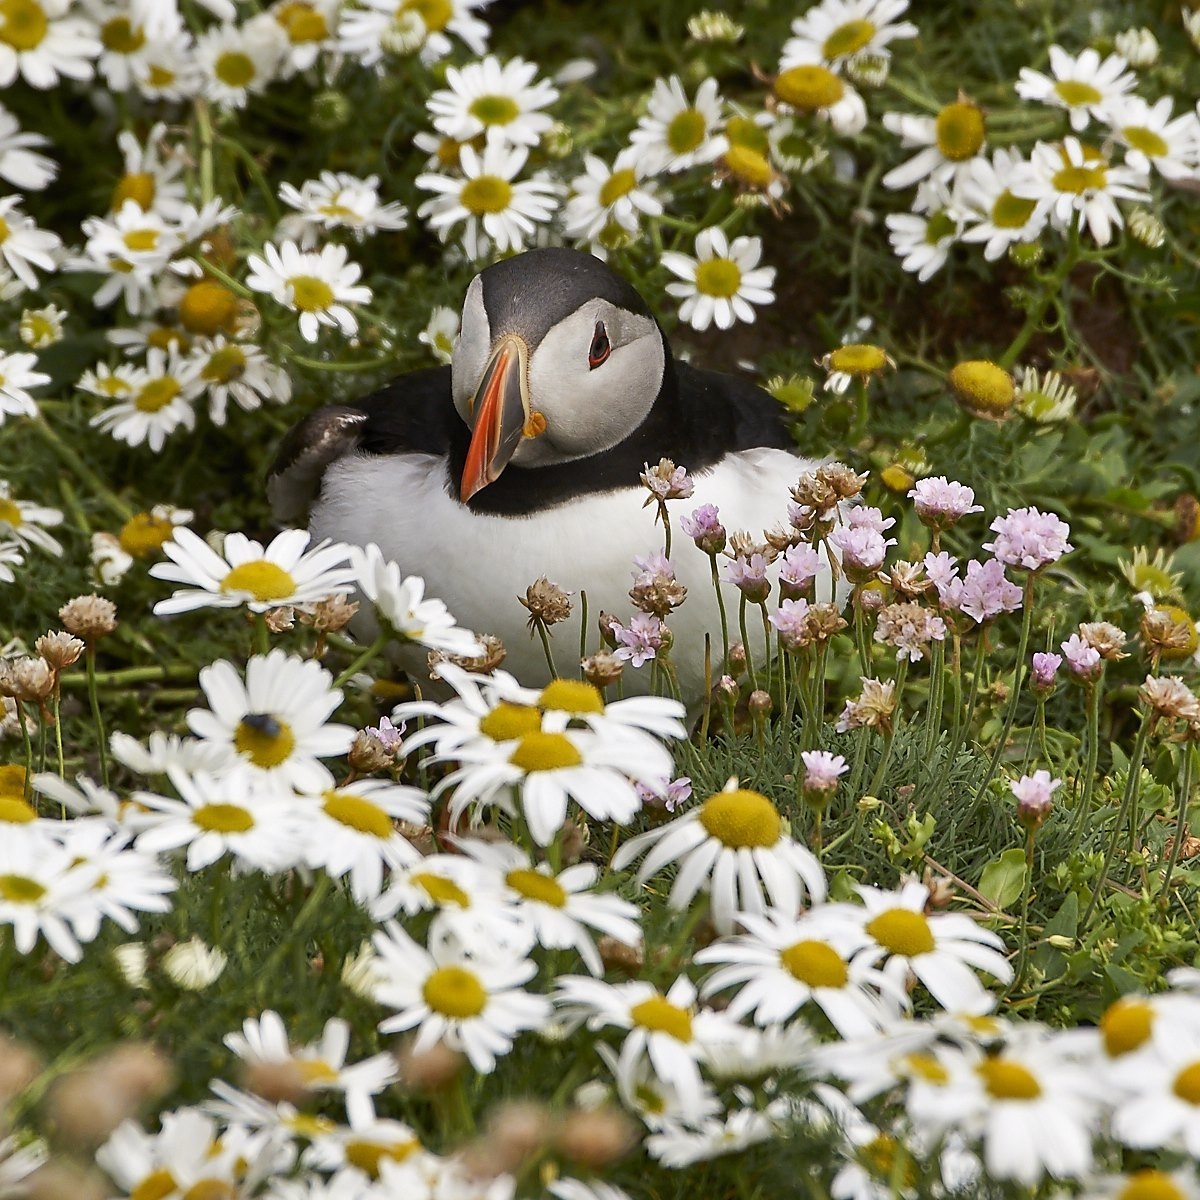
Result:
[311, 448, 831, 703]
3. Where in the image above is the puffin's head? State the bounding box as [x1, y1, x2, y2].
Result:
[451, 247, 667, 502]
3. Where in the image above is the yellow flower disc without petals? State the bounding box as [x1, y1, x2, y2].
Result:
[412, 872, 469, 907]
[725, 115, 769, 153]
[0, 0, 48, 51]
[1173, 1061, 1200, 1105]
[233, 716, 296, 768]
[112, 171, 156, 212]
[630, 995, 693, 1041]
[1119, 1169, 1188, 1200]
[460, 175, 514, 216]
[934, 101, 985, 161]
[276, 3, 328, 42]
[193, 803, 256, 834]
[509, 731, 583, 772]
[1100, 997, 1154, 1057]
[221, 561, 298, 602]
[119, 512, 176, 557]
[0, 764, 26, 798]
[423, 965, 487, 1017]
[479, 702, 542, 742]
[0, 797, 36, 824]
[865, 908, 935, 957]
[344, 1138, 420, 1179]
[666, 108, 706, 155]
[697, 789, 782, 848]
[723, 144, 773, 188]
[1158, 606, 1199, 659]
[780, 939, 849, 987]
[101, 15, 146, 53]
[823, 17, 875, 58]
[976, 1057, 1042, 1100]
[827, 343, 889, 376]
[694, 258, 743, 299]
[180, 279, 240, 335]
[122, 228, 159, 254]
[506, 867, 567, 907]
[0, 874, 47, 903]
[322, 791, 394, 839]
[0, 499, 20, 528]
[774, 65, 844, 111]
[131, 1171, 178, 1200]
[948, 360, 1015, 419]
[539, 679, 605, 715]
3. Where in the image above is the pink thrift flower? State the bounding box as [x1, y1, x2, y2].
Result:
[829, 525, 894, 580]
[612, 613, 666, 667]
[984, 506, 1073, 571]
[937, 558, 1023, 624]
[1011, 769, 1060, 830]
[924, 551, 959, 589]
[1030, 652, 1061, 692]
[779, 543, 823, 601]
[1061, 632, 1102, 680]
[801, 749, 849, 794]
[909, 477, 984, 530]
[770, 597, 811, 650]
[723, 552, 771, 603]
[680, 504, 726, 554]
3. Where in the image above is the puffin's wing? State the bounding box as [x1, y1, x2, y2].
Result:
[674, 360, 793, 454]
[267, 406, 368, 523]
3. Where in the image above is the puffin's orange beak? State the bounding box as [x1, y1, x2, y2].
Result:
[461, 334, 532, 502]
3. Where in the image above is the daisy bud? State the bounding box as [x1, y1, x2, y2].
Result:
[555, 1106, 638, 1168]
[1008, 241, 1045, 269]
[161, 936, 227, 990]
[687, 9, 745, 42]
[1127, 208, 1166, 249]
[59, 594, 117, 642]
[596, 935, 644, 975]
[311, 87, 353, 131]
[1011, 770, 1060, 832]
[35, 631, 84, 672]
[520, 577, 573, 628]
[775, 64, 844, 112]
[1114, 27, 1159, 68]
[1030, 651, 1061, 694]
[819, 342, 895, 394]
[111, 942, 149, 989]
[845, 51, 890, 89]
[264, 606, 295, 632]
[395, 1038, 466, 1093]
[19, 304, 66, 349]
[177, 278, 240, 337]
[581, 651, 623, 690]
[340, 941, 386, 999]
[379, 11, 426, 54]
[948, 359, 1015, 421]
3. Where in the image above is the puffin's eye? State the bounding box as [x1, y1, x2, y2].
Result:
[588, 321, 611, 370]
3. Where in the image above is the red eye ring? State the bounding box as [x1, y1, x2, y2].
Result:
[588, 321, 611, 369]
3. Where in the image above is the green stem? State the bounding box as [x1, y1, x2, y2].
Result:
[59, 664, 196, 689]
[31, 419, 133, 522]
[332, 633, 388, 689]
[738, 595, 758, 693]
[1159, 743, 1197, 904]
[1010, 830, 1037, 992]
[16, 701, 33, 788]
[709, 556, 731, 670]
[51, 688, 64, 779]
[1067, 674, 1105, 856]
[923, 637, 945, 760]
[534, 618, 559, 679]
[84, 645, 109, 788]
[865, 659, 908, 798]
[998, 226, 1081, 368]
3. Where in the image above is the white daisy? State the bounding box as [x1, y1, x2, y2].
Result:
[562, 149, 664, 256]
[245, 239, 373, 343]
[613, 784, 826, 934]
[90, 5, 172, 95]
[1104, 94, 1200, 181]
[75, 200, 183, 314]
[0, 195, 62, 291]
[849, 879, 1012, 1014]
[277, 170, 409, 246]
[110, 730, 231, 778]
[417, 304, 458, 364]
[194, 17, 286, 109]
[0, 481, 62, 556]
[133, 31, 201, 103]
[133, 767, 305, 874]
[77, 359, 138, 401]
[88, 345, 201, 453]
[415, 136, 561, 261]
[696, 906, 902, 1036]
[426, 55, 558, 148]
[0, 101, 57, 190]
[371, 919, 551, 1074]
[1109, 1033, 1200, 1155]
[780, 0, 917, 71]
[1015, 44, 1136, 132]
[0, 0, 100, 90]
[267, 0, 340, 75]
[187, 335, 291, 426]
[0, 540, 24, 584]
[150, 526, 354, 615]
[184, 649, 355, 795]
[0, 348, 50, 423]
[299, 1096, 425, 1175]
[19, 302, 66, 348]
[1077, 1167, 1200, 1200]
[645, 1105, 786, 1167]
[298, 777, 428, 904]
[109, 122, 188, 220]
[772, 63, 868, 135]
[457, 838, 642, 976]
[881, 99, 987, 190]
[627, 76, 728, 176]
[348, 542, 482, 656]
[1014, 136, 1151, 247]
[955, 147, 1047, 260]
[885, 177, 963, 280]
[335, 0, 491, 69]
[660, 226, 776, 333]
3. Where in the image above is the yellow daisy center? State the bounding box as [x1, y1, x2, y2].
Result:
[977, 1057, 1042, 1100]
[220, 561, 298, 602]
[924, 209, 957, 245]
[468, 94, 520, 126]
[288, 275, 335, 313]
[935, 101, 985, 160]
[423, 964, 487, 1017]
[506, 867, 567, 907]
[698, 788, 782, 849]
[1118, 1169, 1188, 1200]
[412, 872, 469, 907]
[233, 714, 296, 768]
[276, 2, 328, 43]
[901, 1052, 950, 1085]
[725, 116, 769, 154]
[694, 258, 742, 300]
[215, 50, 256, 89]
[630, 995, 693, 1041]
[403, 0, 451, 32]
[722, 144, 773, 188]
[774, 65, 844, 111]
[119, 511, 176, 557]
[598, 168, 637, 208]
[322, 790, 393, 839]
[948, 359, 1015, 418]
[539, 678, 605, 715]
[826, 343, 889, 376]
[0, 498, 21, 527]
[665, 107, 706, 155]
[0, 764, 27, 798]
[990, 189, 1037, 229]
[147, 326, 188, 352]
[202, 345, 248, 385]
[0, 797, 35, 824]
[779, 939, 849, 987]
[134, 376, 181, 414]
[0, 0, 48, 52]
[1122, 125, 1169, 159]
[146, 64, 177, 88]
[180, 279, 240, 335]
[1100, 997, 1154, 1057]
[0, 215, 9, 244]
[509, 731, 582, 772]
[112, 171, 156, 213]
[1052, 160, 1108, 195]
[1054, 79, 1102, 107]
[182, 1180, 234, 1200]
[0, 873, 45, 903]
[479, 701, 542, 742]
[193, 803, 256, 833]
[101, 15, 145, 54]
[344, 1137, 420, 1179]
[1172, 1061, 1200, 1105]
[864, 907, 935, 956]
[823, 18, 875, 58]
[460, 175, 514, 215]
[131, 1170, 177, 1200]
[123, 228, 160, 252]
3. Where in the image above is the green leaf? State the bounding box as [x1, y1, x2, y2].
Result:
[978, 848, 1028, 910]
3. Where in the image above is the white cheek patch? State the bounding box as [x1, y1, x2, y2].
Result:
[452, 277, 490, 423]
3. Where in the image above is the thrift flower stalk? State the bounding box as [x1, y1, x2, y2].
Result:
[1160, 742, 1198, 905]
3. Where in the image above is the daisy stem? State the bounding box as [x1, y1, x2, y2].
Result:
[255, 612, 270, 656]
[1080, 710, 1154, 936]
[333, 633, 388, 689]
[30, 419, 133, 523]
[1159, 743, 1197, 905]
[847, 378, 869, 445]
[865, 660, 907, 799]
[58, 664, 196, 689]
[738, 595, 758, 693]
[998, 228, 1080, 369]
[195, 98, 215, 205]
[84, 646, 110, 789]
[1067, 674, 1105, 856]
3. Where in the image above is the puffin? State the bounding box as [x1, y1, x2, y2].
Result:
[267, 247, 833, 704]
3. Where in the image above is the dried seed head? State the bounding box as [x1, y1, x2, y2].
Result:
[58, 594, 118, 641]
[1079, 621, 1129, 661]
[881, 560, 930, 598]
[836, 677, 897, 733]
[727, 531, 776, 562]
[428, 633, 507, 678]
[581, 651, 623, 689]
[298, 593, 359, 633]
[640, 457, 693, 502]
[805, 602, 850, 642]
[554, 1105, 638, 1168]
[1138, 675, 1200, 723]
[347, 729, 398, 774]
[596, 936, 644, 975]
[0, 1032, 41, 1106]
[519, 577, 573, 627]
[1141, 606, 1197, 660]
[36, 631, 85, 672]
[241, 1059, 310, 1106]
[394, 1038, 466, 1093]
[11, 656, 54, 701]
[264, 606, 295, 632]
[629, 574, 688, 617]
[817, 461, 870, 501]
